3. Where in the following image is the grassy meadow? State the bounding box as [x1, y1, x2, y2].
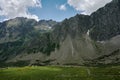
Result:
[0, 66, 120, 80]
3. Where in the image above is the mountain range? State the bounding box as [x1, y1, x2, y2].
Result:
[0, 0, 120, 67]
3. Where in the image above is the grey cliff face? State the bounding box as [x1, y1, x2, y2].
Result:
[90, 0, 120, 41]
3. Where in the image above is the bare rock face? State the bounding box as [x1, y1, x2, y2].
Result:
[0, 0, 120, 67]
[90, 0, 120, 41]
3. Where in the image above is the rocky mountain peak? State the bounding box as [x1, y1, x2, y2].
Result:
[89, 0, 120, 41]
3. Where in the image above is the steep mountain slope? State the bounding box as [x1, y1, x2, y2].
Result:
[47, 15, 98, 65]
[0, 0, 120, 67]
[46, 0, 120, 65]
[90, 0, 120, 41]
[0, 18, 57, 66]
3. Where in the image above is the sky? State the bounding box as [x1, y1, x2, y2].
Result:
[0, 0, 112, 22]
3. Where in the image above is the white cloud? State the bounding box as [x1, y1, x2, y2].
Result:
[67, 0, 112, 15]
[0, 0, 42, 21]
[59, 4, 67, 11]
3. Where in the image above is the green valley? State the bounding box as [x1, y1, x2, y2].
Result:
[0, 66, 120, 80]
